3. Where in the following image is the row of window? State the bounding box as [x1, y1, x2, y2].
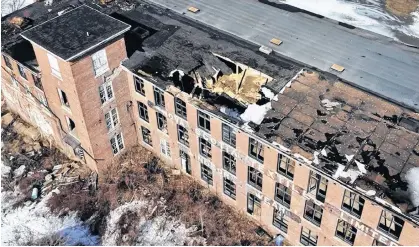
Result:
[3, 55, 42, 89]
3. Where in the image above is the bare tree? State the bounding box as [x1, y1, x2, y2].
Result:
[1, 0, 29, 17]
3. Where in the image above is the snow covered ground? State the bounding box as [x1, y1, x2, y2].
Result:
[279, 0, 419, 42]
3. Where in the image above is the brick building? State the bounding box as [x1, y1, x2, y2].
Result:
[1, 2, 419, 246]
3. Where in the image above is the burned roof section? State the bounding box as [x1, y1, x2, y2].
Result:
[20, 5, 130, 61]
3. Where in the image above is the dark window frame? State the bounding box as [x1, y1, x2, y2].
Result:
[141, 126, 152, 146]
[17, 63, 27, 80]
[247, 193, 261, 215]
[223, 177, 236, 200]
[223, 151, 236, 175]
[273, 209, 288, 233]
[335, 219, 357, 245]
[156, 112, 168, 133]
[377, 210, 404, 240]
[3, 55, 12, 69]
[199, 137, 212, 159]
[201, 163, 213, 185]
[134, 76, 145, 95]
[277, 153, 295, 180]
[138, 101, 149, 122]
[32, 74, 42, 90]
[341, 189, 365, 218]
[303, 200, 323, 227]
[175, 97, 187, 119]
[300, 227, 318, 246]
[222, 123, 236, 147]
[248, 166, 263, 191]
[308, 171, 328, 203]
[249, 138, 264, 163]
[177, 124, 189, 147]
[275, 183, 291, 208]
[197, 110, 211, 132]
[180, 150, 191, 175]
[153, 87, 165, 108]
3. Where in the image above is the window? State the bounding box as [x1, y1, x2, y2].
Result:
[197, 110, 211, 132]
[300, 227, 318, 246]
[223, 178, 236, 200]
[180, 150, 191, 175]
[278, 154, 294, 179]
[201, 163, 213, 185]
[18, 64, 27, 80]
[247, 193, 261, 216]
[342, 190, 365, 218]
[175, 97, 187, 119]
[177, 125, 189, 147]
[134, 76, 145, 95]
[105, 108, 119, 131]
[110, 133, 124, 155]
[3, 55, 12, 69]
[99, 81, 114, 104]
[11, 75, 19, 87]
[92, 49, 109, 76]
[222, 123, 236, 147]
[141, 126, 152, 146]
[308, 171, 328, 202]
[248, 167, 263, 191]
[372, 239, 386, 246]
[377, 210, 404, 240]
[156, 112, 168, 134]
[336, 219, 357, 245]
[249, 138, 264, 163]
[58, 89, 70, 108]
[138, 102, 149, 122]
[47, 53, 61, 78]
[304, 200, 323, 226]
[154, 87, 165, 108]
[160, 139, 171, 158]
[66, 117, 76, 133]
[38, 92, 48, 107]
[223, 152, 236, 175]
[275, 183, 291, 208]
[273, 209, 288, 233]
[32, 74, 42, 90]
[199, 138, 212, 159]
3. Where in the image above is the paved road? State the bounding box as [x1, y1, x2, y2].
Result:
[145, 0, 419, 111]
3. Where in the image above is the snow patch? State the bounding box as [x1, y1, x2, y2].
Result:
[261, 87, 276, 100]
[355, 160, 367, 174]
[220, 106, 241, 119]
[321, 99, 341, 110]
[272, 141, 291, 153]
[365, 190, 376, 196]
[333, 163, 363, 183]
[240, 102, 271, 125]
[345, 154, 354, 162]
[405, 167, 419, 207]
[313, 151, 320, 165]
[169, 69, 185, 79]
[321, 148, 327, 156]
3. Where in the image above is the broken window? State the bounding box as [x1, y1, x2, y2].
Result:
[222, 123, 236, 147]
[47, 53, 61, 78]
[66, 116, 76, 134]
[273, 209, 288, 233]
[177, 125, 189, 147]
[248, 166, 263, 191]
[308, 171, 328, 203]
[372, 239, 386, 246]
[175, 97, 187, 119]
[223, 151, 236, 175]
[278, 153, 294, 180]
[38, 92, 48, 107]
[3, 55, 12, 69]
[110, 133, 124, 155]
[304, 200, 323, 227]
[141, 126, 152, 146]
[199, 137, 212, 159]
[223, 177, 236, 200]
[335, 219, 357, 245]
[105, 108, 119, 131]
[156, 112, 167, 134]
[92, 49, 109, 76]
[134, 76, 145, 95]
[300, 227, 318, 246]
[275, 183, 291, 208]
[18, 64, 27, 80]
[160, 139, 171, 158]
[249, 138, 264, 163]
[138, 101, 149, 122]
[198, 110, 211, 132]
[201, 162, 213, 185]
[99, 81, 113, 104]
[180, 150, 191, 175]
[58, 89, 70, 108]
[377, 210, 404, 240]
[247, 193, 261, 216]
[154, 87, 165, 108]
[32, 74, 42, 90]
[342, 190, 365, 218]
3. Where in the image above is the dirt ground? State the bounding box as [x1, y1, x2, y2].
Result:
[386, 0, 418, 16]
[1, 109, 274, 245]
